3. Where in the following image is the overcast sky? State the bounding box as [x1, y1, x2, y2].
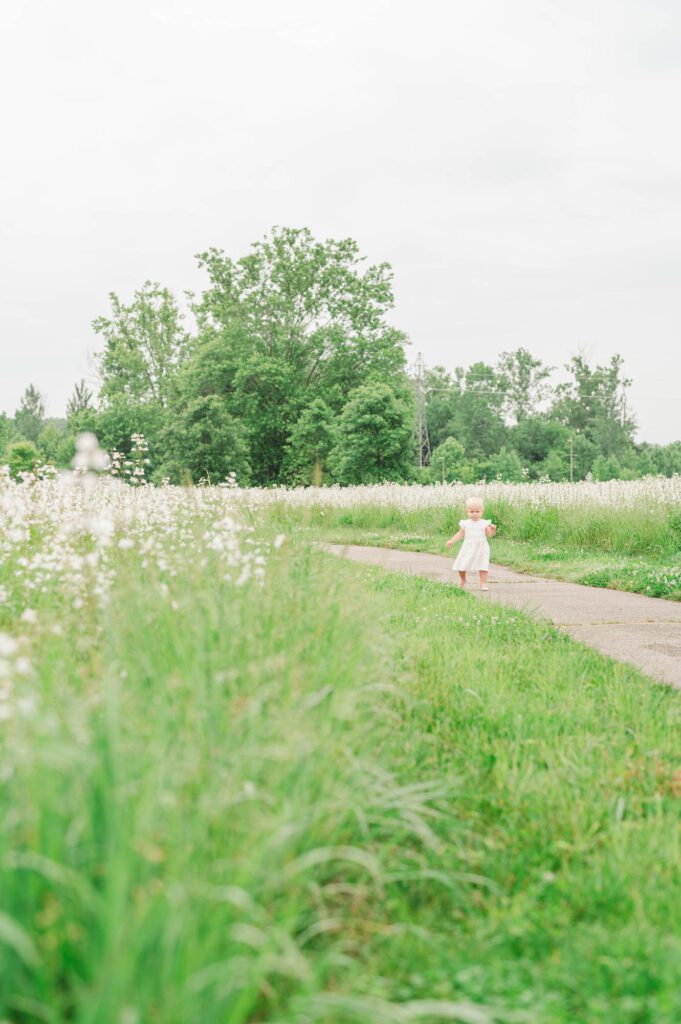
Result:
[1, 0, 680, 441]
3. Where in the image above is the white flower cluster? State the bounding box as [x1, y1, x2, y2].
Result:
[0, 437, 272, 626]
[228, 476, 681, 512]
[0, 630, 33, 721]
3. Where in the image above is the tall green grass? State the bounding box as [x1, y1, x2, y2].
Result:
[270, 500, 681, 598]
[0, 523, 498, 1024]
[268, 500, 681, 559]
[2, 515, 681, 1022]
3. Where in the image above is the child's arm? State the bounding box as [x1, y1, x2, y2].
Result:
[445, 529, 464, 548]
[485, 523, 497, 538]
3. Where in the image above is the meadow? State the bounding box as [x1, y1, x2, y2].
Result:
[249, 478, 681, 601]
[1, 465, 681, 1023]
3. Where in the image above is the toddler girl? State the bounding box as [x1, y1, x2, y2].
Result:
[445, 496, 497, 590]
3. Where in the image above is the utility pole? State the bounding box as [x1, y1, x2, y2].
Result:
[413, 352, 432, 469]
[569, 436, 574, 483]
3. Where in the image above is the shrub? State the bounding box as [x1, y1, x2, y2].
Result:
[4, 439, 39, 479]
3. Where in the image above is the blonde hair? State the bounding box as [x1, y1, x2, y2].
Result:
[466, 495, 484, 510]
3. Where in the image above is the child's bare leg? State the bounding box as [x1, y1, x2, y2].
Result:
[479, 571, 489, 591]
[458, 571, 467, 586]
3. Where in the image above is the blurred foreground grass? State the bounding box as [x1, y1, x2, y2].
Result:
[1, 513, 681, 1023]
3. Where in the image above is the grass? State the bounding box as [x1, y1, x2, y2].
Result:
[2, 507, 681, 1022]
[265, 500, 681, 600]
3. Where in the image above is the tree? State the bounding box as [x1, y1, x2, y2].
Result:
[488, 446, 525, 482]
[280, 399, 339, 485]
[5, 440, 39, 479]
[14, 384, 45, 442]
[93, 398, 165, 474]
[552, 355, 635, 458]
[570, 433, 598, 480]
[161, 396, 251, 484]
[66, 379, 94, 419]
[429, 437, 467, 483]
[0, 413, 19, 455]
[36, 425, 65, 464]
[590, 415, 636, 463]
[511, 417, 568, 466]
[644, 442, 681, 477]
[496, 348, 553, 423]
[629, 447, 657, 477]
[194, 227, 407, 402]
[66, 407, 98, 439]
[329, 383, 415, 484]
[423, 366, 462, 449]
[230, 353, 297, 484]
[451, 362, 508, 460]
[94, 282, 191, 407]
[592, 454, 622, 481]
[539, 449, 568, 482]
[177, 227, 410, 483]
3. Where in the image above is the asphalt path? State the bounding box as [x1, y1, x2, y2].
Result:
[320, 543, 681, 690]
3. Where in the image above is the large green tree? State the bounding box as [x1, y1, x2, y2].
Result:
[194, 228, 406, 393]
[429, 436, 467, 483]
[91, 282, 192, 469]
[280, 399, 339, 485]
[180, 227, 410, 483]
[94, 282, 191, 408]
[161, 396, 251, 484]
[329, 382, 415, 484]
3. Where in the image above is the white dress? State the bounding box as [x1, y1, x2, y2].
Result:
[453, 519, 491, 572]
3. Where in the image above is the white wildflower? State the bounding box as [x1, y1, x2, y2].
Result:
[0, 635, 18, 658]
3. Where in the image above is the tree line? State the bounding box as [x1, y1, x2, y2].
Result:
[2, 226, 680, 484]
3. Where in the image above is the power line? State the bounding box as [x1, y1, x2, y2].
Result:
[423, 386, 676, 400]
[412, 353, 431, 468]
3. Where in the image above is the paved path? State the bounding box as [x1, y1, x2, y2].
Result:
[320, 543, 681, 690]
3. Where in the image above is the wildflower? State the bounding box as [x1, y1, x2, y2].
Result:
[16, 696, 37, 716]
[72, 433, 111, 473]
[0, 635, 18, 658]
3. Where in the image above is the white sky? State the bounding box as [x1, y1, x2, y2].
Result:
[1, 0, 680, 441]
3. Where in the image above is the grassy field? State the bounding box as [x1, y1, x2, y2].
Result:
[259, 492, 681, 600]
[1, 474, 681, 1022]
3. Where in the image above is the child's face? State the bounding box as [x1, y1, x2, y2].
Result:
[467, 504, 483, 520]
